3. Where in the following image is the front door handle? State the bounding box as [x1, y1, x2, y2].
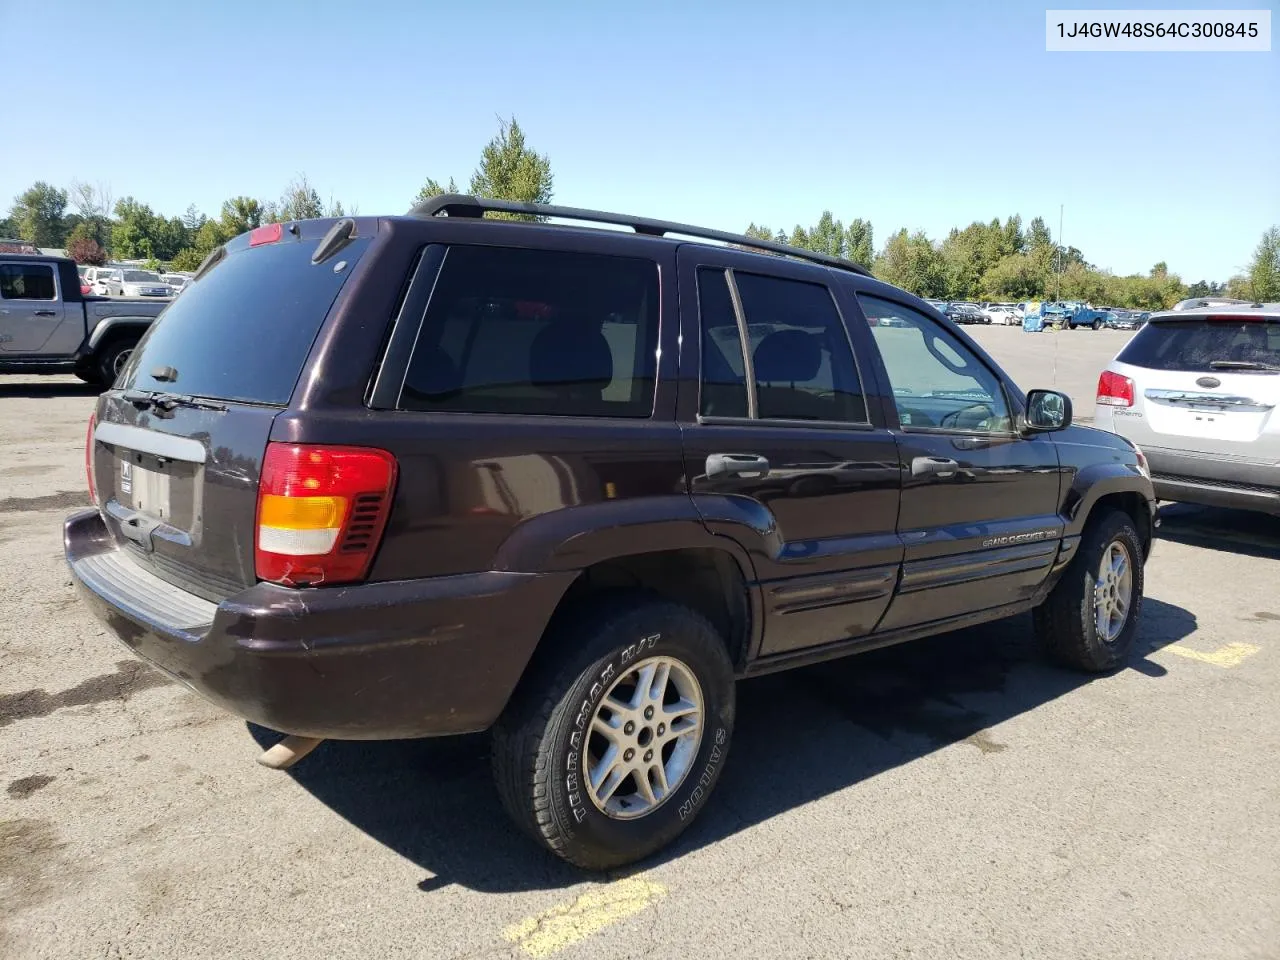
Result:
[911, 456, 960, 478]
[706, 453, 771, 479]
[34, 310, 57, 317]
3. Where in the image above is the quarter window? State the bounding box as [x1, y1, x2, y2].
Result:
[399, 246, 659, 418]
[0, 263, 55, 300]
[860, 294, 1013, 434]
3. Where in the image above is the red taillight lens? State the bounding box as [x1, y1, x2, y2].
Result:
[248, 223, 283, 247]
[254, 443, 398, 587]
[85, 412, 97, 505]
[1097, 370, 1135, 408]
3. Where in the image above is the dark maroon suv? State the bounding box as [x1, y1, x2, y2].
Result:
[65, 196, 1156, 869]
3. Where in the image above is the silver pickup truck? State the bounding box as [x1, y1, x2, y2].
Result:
[0, 254, 169, 385]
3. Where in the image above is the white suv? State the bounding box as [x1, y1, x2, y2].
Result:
[1094, 302, 1280, 514]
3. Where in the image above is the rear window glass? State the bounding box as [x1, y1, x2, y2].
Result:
[398, 245, 659, 417]
[1117, 319, 1280, 372]
[120, 236, 371, 405]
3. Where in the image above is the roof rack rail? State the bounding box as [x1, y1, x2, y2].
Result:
[407, 194, 873, 277]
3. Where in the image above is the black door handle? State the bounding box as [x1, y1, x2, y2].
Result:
[706, 453, 771, 479]
[34, 310, 57, 317]
[911, 456, 960, 478]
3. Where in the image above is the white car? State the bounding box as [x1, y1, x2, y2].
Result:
[97, 268, 172, 298]
[1093, 302, 1280, 515]
[983, 304, 1021, 325]
[161, 273, 192, 295]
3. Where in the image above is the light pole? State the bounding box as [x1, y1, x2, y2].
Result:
[1056, 204, 1063, 302]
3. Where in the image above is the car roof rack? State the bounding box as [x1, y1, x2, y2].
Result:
[407, 194, 873, 277]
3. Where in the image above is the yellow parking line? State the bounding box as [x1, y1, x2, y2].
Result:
[1165, 641, 1260, 668]
[504, 877, 668, 958]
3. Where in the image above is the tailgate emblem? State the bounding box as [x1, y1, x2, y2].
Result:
[1196, 376, 1221, 388]
[120, 460, 133, 495]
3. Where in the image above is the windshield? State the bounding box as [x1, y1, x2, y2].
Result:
[1117, 319, 1280, 372]
[123, 270, 161, 283]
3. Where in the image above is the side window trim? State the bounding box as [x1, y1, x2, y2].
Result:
[723, 268, 759, 419]
[858, 292, 1018, 438]
[696, 265, 872, 428]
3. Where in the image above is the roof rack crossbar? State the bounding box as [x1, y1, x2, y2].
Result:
[407, 194, 873, 277]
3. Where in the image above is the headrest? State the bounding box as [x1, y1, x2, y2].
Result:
[408, 346, 461, 396]
[529, 318, 614, 393]
[753, 329, 821, 383]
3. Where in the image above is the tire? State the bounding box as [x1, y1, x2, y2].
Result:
[1034, 509, 1144, 672]
[492, 593, 736, 870]
[1092, 319, 1102, 330]
[96, 338, 138, 386]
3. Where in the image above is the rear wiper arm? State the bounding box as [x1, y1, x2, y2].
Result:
[122, 389, 228, 413]
[1208, 360, 1280, 371]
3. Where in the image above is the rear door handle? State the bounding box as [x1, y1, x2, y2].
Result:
[911, 456, 960, 478]
[706, 453, 771, 479]
[34, 310, 57, 317]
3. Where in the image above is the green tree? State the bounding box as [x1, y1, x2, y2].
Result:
[414, 177, 459, 206]
[1000, 215, 1024, 257]
[220, 196, 265, 236]
[845, 218, 874, 267]
[9, 181, 69, 247]
[805, 211, 845, 258]
[111, 197, 165, 259]
[980, 252, 1050, 300]
[277, 175, 323, 221]
[1246, 226, 1280, 301]
[1027, 216, 1053, 251]
[469, 116, 554, 220]
[169, 247, 207, 272]
[182, 204, 206, 231]
[873, 229, 946, 297]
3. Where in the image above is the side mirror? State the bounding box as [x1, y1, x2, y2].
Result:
[1024, 389, 1073, 433]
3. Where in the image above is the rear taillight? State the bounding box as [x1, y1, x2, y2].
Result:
[85, 412, 97, 505]
[255, 443, 398, 587]
[1097, 370, 1135, 408]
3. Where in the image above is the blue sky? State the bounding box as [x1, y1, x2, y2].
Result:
[2, 0, 1276, 280]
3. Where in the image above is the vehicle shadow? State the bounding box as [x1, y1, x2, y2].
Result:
[0, 379, 100, 398]
[1156, 503, 1280, 560]
[247, 597, 1195, 893]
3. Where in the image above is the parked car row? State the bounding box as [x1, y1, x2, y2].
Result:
[76, 264, 192, 298]
[923, 300, 1024, 325]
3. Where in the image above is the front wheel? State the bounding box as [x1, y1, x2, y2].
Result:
[492, 595, 736, 870]
[1034, 510, 1144, 672]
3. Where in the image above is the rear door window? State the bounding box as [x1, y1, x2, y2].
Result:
[0, 263, 56, 300]
[733, 272, 867, 422]
[1117, 319, 1280, 372]
[399, 245, 660, 417]
[119, 236, 372, 405]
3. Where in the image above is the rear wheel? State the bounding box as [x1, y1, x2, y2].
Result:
[1092, 319, 1102, 330]
[96, 339, 138, 387]
[492, 594, 736, 870]
[1035, 510, 1144, 672]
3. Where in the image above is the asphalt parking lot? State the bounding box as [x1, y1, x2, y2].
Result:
[3, 327, 1278, 960]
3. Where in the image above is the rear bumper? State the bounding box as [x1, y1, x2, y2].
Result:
[1145, 446, 1280, 514]
[64, 509, 575, 739]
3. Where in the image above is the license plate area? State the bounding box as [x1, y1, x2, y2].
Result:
[116, 450, 199, 531]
